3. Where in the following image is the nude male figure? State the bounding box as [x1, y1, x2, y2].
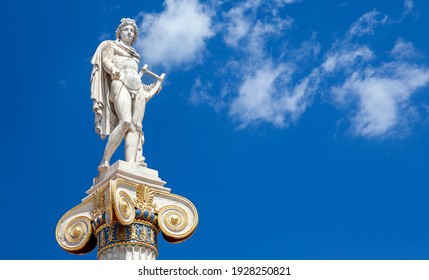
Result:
[90, 18, 149, 172]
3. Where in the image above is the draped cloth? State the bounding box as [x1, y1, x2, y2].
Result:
[90, 40, 117, 140]
[90, 40, 141, 140]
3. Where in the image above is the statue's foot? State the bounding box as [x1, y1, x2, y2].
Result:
[98, 161, 110, 173]
[136, 154, 146, 167]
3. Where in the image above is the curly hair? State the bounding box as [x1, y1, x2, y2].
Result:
[115, 18, 138, 45]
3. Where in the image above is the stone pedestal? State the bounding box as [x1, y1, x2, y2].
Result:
[56, 161, 198, 260]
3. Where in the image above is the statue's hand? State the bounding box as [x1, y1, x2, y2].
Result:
[112, 68, 122, 80]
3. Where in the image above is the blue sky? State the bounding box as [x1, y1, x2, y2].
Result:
[1, 0, 429, 260]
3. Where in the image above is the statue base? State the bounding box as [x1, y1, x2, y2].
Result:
[56, 161, 198, 260]
[89, 160, 170, 196]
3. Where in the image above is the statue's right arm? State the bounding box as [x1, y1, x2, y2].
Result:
[101, 42, 119, 77]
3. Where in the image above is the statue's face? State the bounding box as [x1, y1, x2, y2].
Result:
[120, 24, 135, 45]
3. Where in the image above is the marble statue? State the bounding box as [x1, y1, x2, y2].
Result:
[56, 19, 197, 259]
[90, 18, 163, 173]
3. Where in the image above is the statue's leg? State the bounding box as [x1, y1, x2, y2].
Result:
[128, 89, 146, 164]
[124, 122, 138, 163]
[135, 130, 145, 164]
[99, 83, 132, 172]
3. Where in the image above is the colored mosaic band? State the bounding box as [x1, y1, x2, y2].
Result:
[96, 220, 158, 257]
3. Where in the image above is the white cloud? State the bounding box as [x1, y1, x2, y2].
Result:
[187, 2, 429, 138]
[312, 9, 429, 138]
[272, 0, 300, 8]
[222, 0, 293, 52]
[247, 18, 293, 57]
[347, 10, 387, 38]
[190, 78, 212, 105]
[289, 37, 321, 62]
[322, 46, 373, 73]
[222, 2, 254, 47]
[222, 6, 393, 130]
[229, 64, 286, 126]
[190, 78, 226, 111]
[280, 69, 320, 122]
[317, 13, 429, 138]
[391, 39, 419, 59]
[404, 0, 414, 15]
[98, 33, 111, 41]
[332, 61, 429, 138]
[229, 62, 319, 127]
[277, 0, 299, 4]
[135, 0, 214, 69]
[217, 1, 300, 127]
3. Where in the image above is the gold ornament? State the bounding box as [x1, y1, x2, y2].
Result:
[134, 183, 157, 212]
[113, 190, 135, 225]
[90, 189, 105, 219]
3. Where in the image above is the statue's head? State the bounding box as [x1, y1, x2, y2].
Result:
[116, 18, 138, 45]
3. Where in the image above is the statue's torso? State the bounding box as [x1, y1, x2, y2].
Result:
[111, 43, 141, 91]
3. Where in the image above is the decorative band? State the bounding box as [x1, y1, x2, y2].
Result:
[96, 221, 158, 252]
[92, 209, 158, 232]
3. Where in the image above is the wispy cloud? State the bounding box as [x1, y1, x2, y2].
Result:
[218, 0, 308, 127]
[222, 0, 293, 53]
[322, 46, 373, 73]
[276, 0, 299, 4]
[98, 33, 111, 41]
[229, 63, 287, 126]
[325, 19, 429, 138]
[222, 1, 255, 48]
[332, 60, 429, 137]
[391, 38, 420, 59]
[181, 0, 429, 138]
[58, 80, 67, 88]
[190, 78, 227, 112]
[226, 4, 429, 137]
[135, 0, 214, 69]
[403, 0, 414, 16]
[347, 10, 388, 38]
[103, 4, 121, 12]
